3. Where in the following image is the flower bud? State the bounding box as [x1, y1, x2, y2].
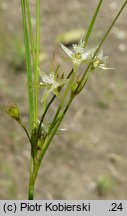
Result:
[5, 103, 21, 122]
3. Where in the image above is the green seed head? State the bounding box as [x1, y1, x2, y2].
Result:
[5, 103, 21, 122]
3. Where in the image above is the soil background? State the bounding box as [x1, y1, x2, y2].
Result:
[0, 0, 127, 199]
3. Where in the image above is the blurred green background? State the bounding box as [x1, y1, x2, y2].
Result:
[0, 0, 127, 199]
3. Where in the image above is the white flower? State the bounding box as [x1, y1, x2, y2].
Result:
[93, 50, 114, 70]
[39, 71, 68, 102]
[40, 121, 67, 136]
[61, 38, 114, 70]
[60, 40, 97, 65]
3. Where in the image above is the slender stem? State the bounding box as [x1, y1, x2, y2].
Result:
[33, 67, 76, 183]
[77, 0, 127, 93]
[28, 151, 34, 200]
[84, 0, 103, 45]
[20, 0, 127, 200]
[21, 0, 34, 131]
[38, 68, 74, 135]
[47, 65, 77, 136]
[34, 0, 40, 125]
[96, 0, 127, 54]
[33, 96, 73, 182]
[26, 0, 36, 65]
[20, 122, 32, 144]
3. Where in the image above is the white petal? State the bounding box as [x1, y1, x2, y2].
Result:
[99, 65, 115, 70]
[98, 49, 103, 59]
[73, 44, 84, 53]
[60, 43, 74, 58]
[55, 79, 68, 88]
[82, 47, 97, 61]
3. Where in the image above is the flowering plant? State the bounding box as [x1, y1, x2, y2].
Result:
[4, 0, 127, 199]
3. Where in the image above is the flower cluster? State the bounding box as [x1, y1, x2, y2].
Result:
[39, 70, 68, 102]
[92, 50, 114, 70]
[38, 39, 114, 103]
[60, 42, 96, 65]
[60, 39, 114, 70]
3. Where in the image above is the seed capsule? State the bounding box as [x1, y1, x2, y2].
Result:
[5, 102, 21, 122]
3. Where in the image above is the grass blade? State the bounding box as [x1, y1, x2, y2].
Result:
[34, 0, 40, 124]
[26, 0, 36, 65]
[78, 0, 127, 92]
[21, 0, 34, 131]
[84, 0, 104, 45]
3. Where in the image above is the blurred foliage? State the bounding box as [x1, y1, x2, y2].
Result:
[55, 29, 84, 46]
[0, 35, 26, 72]
[96, 175, 113, 196]
[8, 39, 26, 72]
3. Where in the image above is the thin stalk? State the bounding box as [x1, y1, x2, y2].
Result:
[21, 0, 34, 131]
[77, 0, 127, 93]
[96, 0, 127, 55]
[26, 0, 36, 65]
[21, 0, 35, 199]
[20, 122, 32, 144]
[33, 96, 73, 182]
[33, 67, 76, 183]
[34, 0, 40, 125]
[38, 68, 74, 136]
[47, 65, 77, 136]
[38, 95, 56, 135]
[84, 0, 103, 45]
[28, 151, 34, 200]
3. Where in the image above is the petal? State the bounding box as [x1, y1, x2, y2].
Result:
[41, 89, 51, 103]
[78, 36, 85, 48]
[82, 47, 97, 60]
[60, 43, 74, 58]
[52, 79, 68, 89]
[43, 74, 54, 85]
[56, 128, 67, 135]
[40, 123, 49, 135]
[39, 70, 46, 80]
[56, 79, 68, 87]
[73, 44, 84, 53]
[99, 65, 115, 70]
[98, 49, 103, 59]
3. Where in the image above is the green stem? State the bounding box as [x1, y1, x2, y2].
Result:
[38, 69, 74, 136]
[20, 122, 32, 144]
[77, 0, 127, 93]
[47, 65, 77, 136]
[84, 0, 103, 45]
[26, 0, 36, 65]
[95, 0, 127, 57]
[21, 0, 34, 131]
[33, 96, 73, 182]
[34, 0, 40, 125]
[28, 151, 34, 200]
